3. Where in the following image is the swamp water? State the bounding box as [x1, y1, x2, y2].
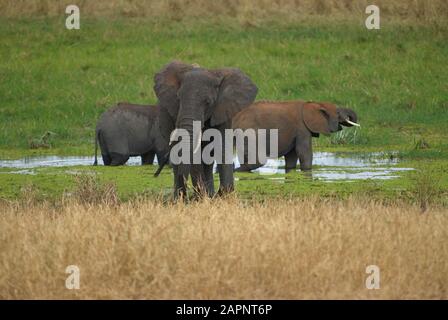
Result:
[0, 152, 413, 182]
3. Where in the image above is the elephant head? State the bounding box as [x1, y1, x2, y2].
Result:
[336, 107, 360, 128]
[155, 61, 257, 122]
[153, 61, 258, 194]
[302, 102, 341, 135]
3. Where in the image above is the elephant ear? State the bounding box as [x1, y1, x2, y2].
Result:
[302, 102, 332, 135]
[153, 61, 195, 119]
[210, 68, 258, 127]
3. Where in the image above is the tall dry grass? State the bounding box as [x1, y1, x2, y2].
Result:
[1, 196, 447, 299]
[0, 0, 447, 23]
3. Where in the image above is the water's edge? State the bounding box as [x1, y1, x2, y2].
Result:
[0, 152, 414, 182]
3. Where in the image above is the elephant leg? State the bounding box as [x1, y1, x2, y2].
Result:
[234, 137, 263, 172]
[156, 151, 169, 167]
[141, 151, 155, 165]
[296, 137, 313, 171]
[203, 163, 215, 197]
[217, 163, 234, 195]
[110, 153, 129, 166]
[284, 149, 299, 173]
[173, 165, 187, 200]
[190, 164, 208, 199]
[216, 124, 236, 194]
[102, 154, 112, 166]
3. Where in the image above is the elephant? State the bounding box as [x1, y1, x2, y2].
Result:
[94, 102, 168, 166]
[153, 61, 258, 199]
[232, 100, 359, 172]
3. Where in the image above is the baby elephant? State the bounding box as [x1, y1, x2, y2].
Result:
[232, 100, 359, 172]
[94, 103, 167, 166]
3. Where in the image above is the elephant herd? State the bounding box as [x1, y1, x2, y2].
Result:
[94, 61, 359, 199]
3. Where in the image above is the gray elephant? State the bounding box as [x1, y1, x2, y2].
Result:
[94, 102, 168, 166]
[153, 61, 258, 199]
[232, 100, 359, 172]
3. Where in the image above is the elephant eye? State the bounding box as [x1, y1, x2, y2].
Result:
[319, 108, 329, 119]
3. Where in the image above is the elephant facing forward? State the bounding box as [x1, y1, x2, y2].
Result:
[94, 103, 168, 166]
[232, 101, 359, 172]
[153, 61, 258, 199]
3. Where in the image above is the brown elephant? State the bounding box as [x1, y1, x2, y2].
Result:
[232, 100, 359, 172]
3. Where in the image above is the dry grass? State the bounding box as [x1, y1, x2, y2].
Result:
[0, 196, 447, 299]
[0, 0, 447, 23]
[71, 175, 119, 207]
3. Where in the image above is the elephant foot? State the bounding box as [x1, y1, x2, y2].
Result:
[101, 154, 112, 166]
[299, 168, 313, 179]
[217, 186, 234, 197]
[174, 191, 187, 202]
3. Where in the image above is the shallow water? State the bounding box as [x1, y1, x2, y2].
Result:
[0, 152, 413, 182]
[234, 152, 413, 181]
[0, 156, 145, 168]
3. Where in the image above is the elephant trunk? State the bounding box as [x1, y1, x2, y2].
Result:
[337, 108, 360, 128]
[174, 119, 203, 178]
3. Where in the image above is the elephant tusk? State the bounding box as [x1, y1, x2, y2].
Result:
[193, 131, 202, 154]
[345, 119, 360, 127]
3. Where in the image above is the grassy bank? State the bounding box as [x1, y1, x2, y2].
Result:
[1, 158, 446, 208]
[0, 18, 447, 157]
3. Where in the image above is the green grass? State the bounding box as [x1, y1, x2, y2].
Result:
[0, 159, 447, 206]
[0, 18, 447, 202]
[0, 164, 173, 201]
[0, 18, 447, 156]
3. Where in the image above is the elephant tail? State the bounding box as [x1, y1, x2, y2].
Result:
[154, 151, 170, 177]
[93, 130, 99, 166]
